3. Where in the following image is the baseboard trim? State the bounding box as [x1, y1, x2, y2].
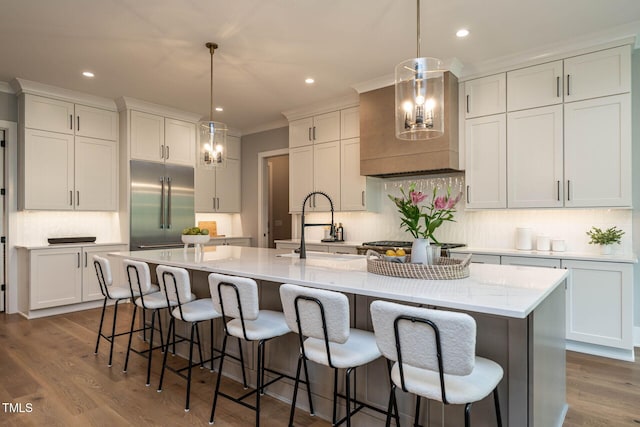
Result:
[22, 299, 118, 319]
[634, 326, 640, 347]
[566, 340, 635, 362]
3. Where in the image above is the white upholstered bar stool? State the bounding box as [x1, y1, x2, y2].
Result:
[121, 259, 168, 387]
[93, 255, 149, 368]
[370, 300, 504, 427]
[208, 273, 291, 427]
[279, 283, 385, 427]
[155, 265, 219, 412]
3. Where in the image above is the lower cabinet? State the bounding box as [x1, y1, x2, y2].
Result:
[206, 238, 251, 247]
[562, 259, 633, 350]
[26, 244, 127, 310]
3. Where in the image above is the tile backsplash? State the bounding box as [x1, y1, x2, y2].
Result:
[295, 173, 633, 255]
[17, 211, 122, 246]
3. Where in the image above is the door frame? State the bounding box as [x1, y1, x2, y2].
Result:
[257, 148, 289, 248]
[0, 120, 17, 313]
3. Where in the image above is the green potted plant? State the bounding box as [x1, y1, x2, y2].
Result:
[586, 226, 624, 254]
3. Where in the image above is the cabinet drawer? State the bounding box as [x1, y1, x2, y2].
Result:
[501, 256, 560, 268]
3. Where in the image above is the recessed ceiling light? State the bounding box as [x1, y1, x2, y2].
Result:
[305, 78, 315, 84]
[215, 107, 223, 112]
[82, 71, 95, 78]
[456, 29, 469, 38]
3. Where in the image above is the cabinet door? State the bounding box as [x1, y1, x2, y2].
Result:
[75, 137, 118, 211]
[564, 45, 631, 102]
[289, 145, 314, 212]
[75, 104, 118, 141]
[165, 118, 196, 166]
[340, 107, 360, 139]
[563, 260, 633, 349]
[82, 245, 128, 302]
[289, 117, 313, 148]
[464, 74, 506, 118]
[30, 248, 82, 309]
[312, 111, 340, 143]
[507, 61, 563, 111]
[507, 105, 563, 208]
[24, 94, 74, 135]
[130, 110, 164, 162]
[449, 252, 500, 264]
[564, 94, 631, 207]
[340, 138, 366, 211]
[225, 238, 251, 247]
[216, 158, 241, 212]
[464, 114, 506, 208]
[23, 129, 75, 210]
[313, 140, 340, 211]
[501, 256, 560, 268]
[195, 167, 217, 212]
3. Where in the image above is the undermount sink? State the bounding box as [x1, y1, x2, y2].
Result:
[276, 251, 363, 262]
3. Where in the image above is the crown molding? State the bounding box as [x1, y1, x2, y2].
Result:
[282, 93, 359, 121]
[116, 96, 202, 122]
[0, 81, 14, 94]
[11, 78, 117, 110]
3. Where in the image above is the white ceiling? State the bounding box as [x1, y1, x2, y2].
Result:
[1, 0, 639, 134]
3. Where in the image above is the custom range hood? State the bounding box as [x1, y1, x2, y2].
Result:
[358, 72, 459, 177]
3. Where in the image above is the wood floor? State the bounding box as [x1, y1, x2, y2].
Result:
[1, 304, 639, 426]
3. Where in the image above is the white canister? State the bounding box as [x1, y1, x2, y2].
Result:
[551, 239, 566, 252]
[536, 235, 551, 251]
[515, 227, 533, 250]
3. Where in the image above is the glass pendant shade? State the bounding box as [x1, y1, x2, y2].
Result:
[199, 119, 227, 168]
[395, 56, 444, 140]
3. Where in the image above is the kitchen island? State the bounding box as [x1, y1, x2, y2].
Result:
[112, 246, 569, 427]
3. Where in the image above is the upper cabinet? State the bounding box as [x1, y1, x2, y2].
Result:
[18, 91, 118, 211]
[463, 44, 632, 209]
[195, 135, 241, 213]
[564, 45, 631, 102]
[464, 73, 506, 118]
[129, 110, 196, 166]
[289, 111, 340, 148]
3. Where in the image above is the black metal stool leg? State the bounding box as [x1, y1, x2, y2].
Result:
[185, 322, 196, 412]
[238, 337, 248, 389]
[414, 395, 421, 427]
[157, 316, 175, 392]
[94, 297, 107, 355]
[465, 402, 472, 427]
[107, 300, 120, 367]
[260, 340, 266, 395]
[255, 340, 264, 427]
[288, 355, 303, 427]
[493, 388, 502, 427]
[345, 367, 353, 427]
[195, 322, 205, 369]
[302, 355, 315, 416]
[332, 368, 339, 425]
[209, 319, 215, 372]
[146, 309, 156, 386]
[209, 333, 228, 424]
[123, 304, 138, 373]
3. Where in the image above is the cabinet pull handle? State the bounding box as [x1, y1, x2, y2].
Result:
[166, 146, 169, 159]
[557, 180, 560, 201]
[567, 180, 571, 201]
[466, 95, 470, 113]
[566, 74, 570, 96]
[213, 198, 216, 210]
[84, 252, 87, 268]
[70, 190, 73, 206]
[308, 127, 312, 141]
[77, 252, 80, 268]
[313, 126, 316, 140]
[70, 114, 73, 130]
[160, 145, 164, 159]
[466, 185, 470, 203]
[556, 76, 560, 98]
[361, 190, 365, 206]
[77, 191, 79, 206]
[77, 115, 80, 131]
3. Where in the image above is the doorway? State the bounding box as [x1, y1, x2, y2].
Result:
[258, 148, 291, 248]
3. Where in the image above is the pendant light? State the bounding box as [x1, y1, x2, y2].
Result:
[395, 0, 445, 140]
[199, 42, 228, 168]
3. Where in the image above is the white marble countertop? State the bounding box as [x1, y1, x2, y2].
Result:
[110, 246, 568, 319]
[274, 239, 362, 247]
[449, 246, 638, 263]
[16, 241, 127, 250]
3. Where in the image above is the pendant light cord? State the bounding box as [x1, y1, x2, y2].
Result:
[416, 0, 421, 58]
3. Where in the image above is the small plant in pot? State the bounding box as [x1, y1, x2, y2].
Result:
[586, 226, 624, 254]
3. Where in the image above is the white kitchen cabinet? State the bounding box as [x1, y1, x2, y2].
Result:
[449, 252, 500, 264]
[501, 256, 560, 268]
[464, 114, 506, 208]
[507, 61, 563, 111]
[22, 129, 118, 211]
[28, 245, 126, 310]
[289, 111, 340, 148]
[206, 238, 252, 247]
[562, 259, 633, 350]
[340, 107, 360, 139]
[564, 94, 631, 207]
[464, 73, 506, 118]
[564, 45, 631, 102]
[24, 94, 117, 141]
[339, 138, 379, 212]
[194, 158, 241, 213]
[289, 145, 314, 212]
[313, 140, 341, 211]
[507, 105, 563, 208]
[130, 111, 196, 166]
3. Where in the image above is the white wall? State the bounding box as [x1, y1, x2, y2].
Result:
[297, 173, 633, 256]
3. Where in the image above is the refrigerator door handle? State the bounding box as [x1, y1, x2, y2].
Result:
[160, 176, 165, 229]
[167, 177, 172, 228]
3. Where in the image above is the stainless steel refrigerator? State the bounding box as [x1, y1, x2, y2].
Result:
[130, 160, 195, 250]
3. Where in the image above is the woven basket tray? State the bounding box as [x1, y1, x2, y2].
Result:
[366, 250, 472, 280]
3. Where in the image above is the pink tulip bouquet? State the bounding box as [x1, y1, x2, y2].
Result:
[388, 183, 462, 244]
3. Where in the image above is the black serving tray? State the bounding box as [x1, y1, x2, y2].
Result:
[48, 236, 96, 245]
